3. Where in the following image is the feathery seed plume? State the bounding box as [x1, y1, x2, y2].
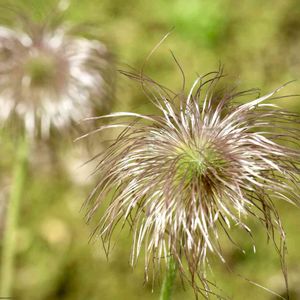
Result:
[0, 7, 113, 138]
[85, 69, 300, 298]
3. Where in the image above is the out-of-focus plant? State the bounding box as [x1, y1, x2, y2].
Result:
[0, 3, 113, 297]
[83, 66, 300, 299]
[0, 7, 113, 138]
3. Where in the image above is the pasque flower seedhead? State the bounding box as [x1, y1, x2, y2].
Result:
[85, 69, 300, 298]
[0, 7, 113, 138]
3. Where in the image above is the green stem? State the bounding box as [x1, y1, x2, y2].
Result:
[160, 256, 177, 300]
[1, 135, 28, 297]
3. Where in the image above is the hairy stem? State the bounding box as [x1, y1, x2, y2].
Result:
[160, 256, 177, 300]
[0, 136, 28, 297]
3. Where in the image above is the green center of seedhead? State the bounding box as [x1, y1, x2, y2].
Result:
[176, 141, 225, 182]
[24, 54, 58, 87]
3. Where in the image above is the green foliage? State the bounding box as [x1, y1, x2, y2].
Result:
[0, 0, 300, 299]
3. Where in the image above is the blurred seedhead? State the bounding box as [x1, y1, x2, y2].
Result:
[83, 64, 300, 298]
[0, 3, 114, 141]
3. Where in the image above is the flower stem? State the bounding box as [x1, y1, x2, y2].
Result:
[0, 135, 28, 297]
[160, 256, 177, 300]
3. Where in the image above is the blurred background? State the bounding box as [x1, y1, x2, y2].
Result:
[0, 0, 300, 299]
